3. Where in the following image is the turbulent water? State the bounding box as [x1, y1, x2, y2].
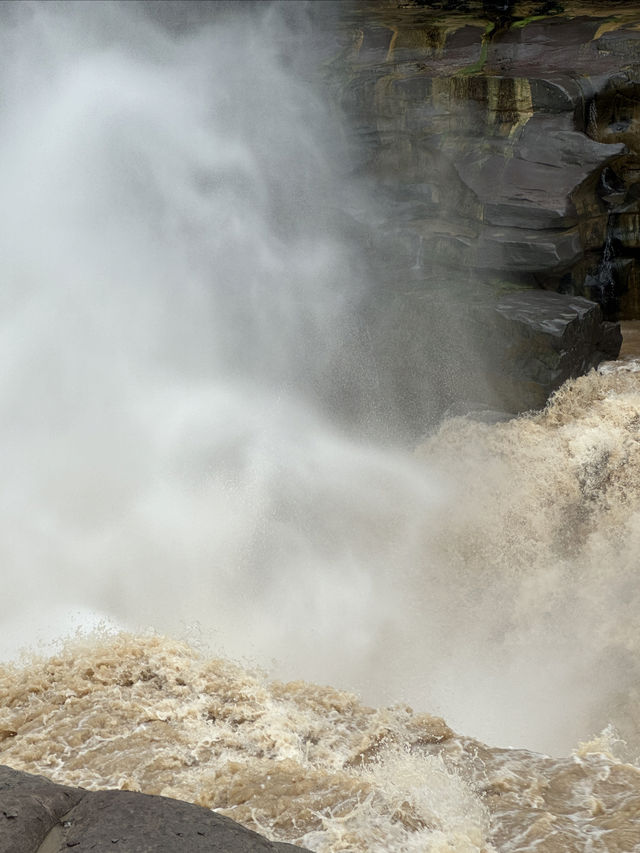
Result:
[3, 365, 640, 852]
[1, 613, 640, 852]
[2, 1, 640, 851]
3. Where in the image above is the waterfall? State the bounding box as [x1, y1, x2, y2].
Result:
[585, 219, 616, 307]
[0, 0, 441, 706]
[588, 98, 600, 140]
[1, 0, 640, 762]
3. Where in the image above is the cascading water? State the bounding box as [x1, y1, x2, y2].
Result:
[600, 226, 615, 294]
[3, 5, 640, 850]
[587, 163, 629, 313]
[588, 98, 600, 141]
[585, 218, 617, 311]
[0, 0, 404, 663]
[0, 0, 473, 733]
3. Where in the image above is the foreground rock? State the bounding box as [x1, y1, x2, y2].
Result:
[0, 765, 309, 853]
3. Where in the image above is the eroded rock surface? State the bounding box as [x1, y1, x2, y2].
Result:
[310, 1, 640, 424]
[486, 289, 622, 411]
[336, 2, 640, 316]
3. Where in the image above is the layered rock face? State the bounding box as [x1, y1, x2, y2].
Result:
[325, 1, 638, 427]
[341, 0, 640, 309]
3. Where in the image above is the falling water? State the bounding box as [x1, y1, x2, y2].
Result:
[2, 7, 640, 850]
[588, 98, 600, 141]
[412, 235, 426, 272]
[0, 0, 407, 668]
[600, 226, 615, 293]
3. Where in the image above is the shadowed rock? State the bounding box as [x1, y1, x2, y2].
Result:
[487, 290, 622, 411]
[360, 282, 620, 437]
[0, 765, 310, 853]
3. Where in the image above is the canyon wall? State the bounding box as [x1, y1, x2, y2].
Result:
[322, 1, 640, 427]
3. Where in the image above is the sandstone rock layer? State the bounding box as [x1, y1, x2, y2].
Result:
[321, 1, 638, 425]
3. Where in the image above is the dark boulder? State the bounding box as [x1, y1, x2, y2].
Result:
[360, 284, 620, 437]
[0, 765, 310, 853]
[485, 290, 622, 412]
[0, 765, 82, 853]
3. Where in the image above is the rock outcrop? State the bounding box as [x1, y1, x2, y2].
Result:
[361, 283, 621, 434]
[314, 1, 639, 427]
[0, 765, 310, 853]
[337, 1, 640, 313]
[480, 289, 622, 411]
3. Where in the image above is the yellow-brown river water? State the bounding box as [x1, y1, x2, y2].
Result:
[2, 3, 640, 850]
[3, 358, 640, 852]
[1, 627, 639, 852]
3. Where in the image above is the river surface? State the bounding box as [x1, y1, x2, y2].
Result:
[1, 2, 640, 851]
[3, 360, 640, 852]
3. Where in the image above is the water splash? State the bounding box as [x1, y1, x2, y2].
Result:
[0, 0, 440, 703]
[2, 0, 640, 764]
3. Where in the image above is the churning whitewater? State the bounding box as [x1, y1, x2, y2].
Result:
[1, 1, 640, 851]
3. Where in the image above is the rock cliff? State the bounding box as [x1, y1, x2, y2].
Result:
[321, 1, 638, 428]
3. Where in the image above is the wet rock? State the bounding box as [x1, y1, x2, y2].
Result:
[0, 765, 82, 853]
[360, 281, 621, 436]
[336, 6, 638, 298]
[315, 2, 639, 421]
[485, 290, 622, 411]
[0, 765, 310, 853]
